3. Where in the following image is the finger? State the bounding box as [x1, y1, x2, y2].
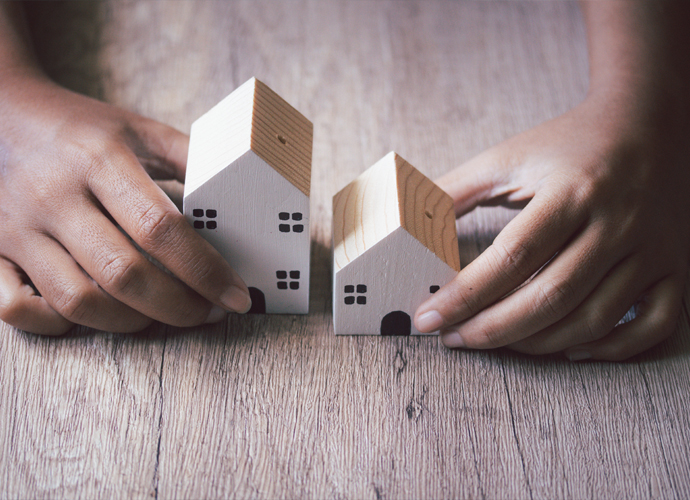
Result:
[125, 116, 190, 182]
[415, 190, 586, 334]
[10, 236, 155, 333]
[508, 254, 649, 355]
[0, 256, 73, 335]
[49, 202, 228, 327]
[437, 219, 620, 349]
[563, 275, 685, 361]
[86, 148, 251, 313]
[436, 148, 518, 217]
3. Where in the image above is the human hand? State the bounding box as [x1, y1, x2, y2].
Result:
[414, 88, 690, 360]
[0, 72, 251, 335]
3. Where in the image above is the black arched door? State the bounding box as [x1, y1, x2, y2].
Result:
[247, 287, 266, 314]
[380, 311, 411, 336]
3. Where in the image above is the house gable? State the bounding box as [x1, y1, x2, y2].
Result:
[333, 226, 457, 335]
[332, 152, 460, 274]
[184, 150, 310, 314]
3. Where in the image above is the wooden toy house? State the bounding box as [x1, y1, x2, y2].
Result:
[183, 77, 313, 314]
[332, 152, 461, 335]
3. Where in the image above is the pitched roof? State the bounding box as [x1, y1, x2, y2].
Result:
[185, 77, 313, 197]
[332, 152, 461, 272]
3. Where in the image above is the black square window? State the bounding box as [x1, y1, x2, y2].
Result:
[192, 208, 217, 230]
[292, 212, 303, 221]
[344, 283, 367, 306]
[430, 285, 440, 294]
[293, 224, 304, 233]
[279, 212, 290, 220]
[278, 270, 300, 291]
[279, 224, 290, 233]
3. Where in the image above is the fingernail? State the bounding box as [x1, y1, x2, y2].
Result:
[566, 350, 592, 362]
[204, 305, 227, 324]
[441, 330, 466, 349]
[220, 286, 252, 313]
[416, 310, 444, 332]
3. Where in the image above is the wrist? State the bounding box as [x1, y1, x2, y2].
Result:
[0, 66, 55, 108]
[586, 69, 690, 137]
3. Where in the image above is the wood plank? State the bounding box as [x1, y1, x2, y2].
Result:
[2, 1, 689, 499]
[0, 326, 165, 498]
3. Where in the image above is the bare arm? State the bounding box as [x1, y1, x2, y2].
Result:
[415, 0, 690, 360]
[0, 3, 39, 70]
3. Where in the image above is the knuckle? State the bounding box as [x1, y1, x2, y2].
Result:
[472, 325, 506, 349]
[512, 336, 542, 355]
[135, 205, 182, 250]
[599, 343, 636, 362]
[582, 309, 611, 343]
[186, 257, 218, 290]
[0, 292, 25, 325]
[30, 173, 60, 208]
[163, 296, 206, 327]
[490, 239, 535, 284]
[65, 135, 112, 179]
[445, 279, 481, 319]
[534, 279, 575, 321]
[572, 175, 597, 204]
[652, 313, 679, 342]
[52, 285, 97, 323]
[117, 316, 155, 334]
[31, 139, 112, 205]
[100, 254, 145, 296]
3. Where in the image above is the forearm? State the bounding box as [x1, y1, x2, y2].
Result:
[0, 2, 44, 79]
[581, 0, 690, 117]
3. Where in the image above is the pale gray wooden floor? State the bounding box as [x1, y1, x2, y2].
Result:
[2, 1, 689, 498]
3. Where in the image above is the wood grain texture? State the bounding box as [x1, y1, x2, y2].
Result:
[3, 1, 690, 499]
[251, 78, 313, 197]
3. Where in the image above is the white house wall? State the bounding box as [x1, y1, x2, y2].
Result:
[333, 227, 457, 335]
[184, 150, 310, 314]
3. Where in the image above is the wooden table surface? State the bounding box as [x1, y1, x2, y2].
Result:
[2, 1, 690, 498]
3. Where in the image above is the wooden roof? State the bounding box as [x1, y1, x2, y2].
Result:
[332, 152, 461, 272]
[185, 77, 313, 197]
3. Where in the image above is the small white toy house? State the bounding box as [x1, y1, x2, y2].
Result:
[183, 77, 313, 314]
[332, 152, 461, 335]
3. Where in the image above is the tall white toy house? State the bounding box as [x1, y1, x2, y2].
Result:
[332, 152, 461, 335]
[183, 78, 313, 314]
